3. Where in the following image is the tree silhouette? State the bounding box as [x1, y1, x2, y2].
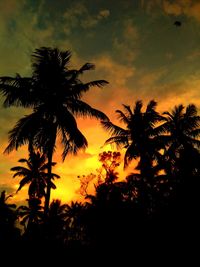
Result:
[65, 201, 87, 246]
[0, 191, 19, 243]
[44, 199, 68, 244]
[157, 104, 200, 220]
[158, 104, 200, 170]
[102, 100, 164, 177]
[0, 47, 109, 213]
[98, 151, 121, 184]
[11, 149, 60, 199]
[17, 198, 44, 232]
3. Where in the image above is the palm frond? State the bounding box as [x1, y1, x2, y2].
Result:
[4, 111, 43, 154]
[146, 100, 157, 112]
[62, 129, 88, 160]
[101, 120, 127, 136]
[67, 99, 109, 121]
[18, 158, 29, 163]
[116, 110, 130, 125]
[188, 128, 200, 138]
[51, 173, 60, 179]
[0, 75, 33, 107]
[122, 104, 133, 118]
[185, 104, 197, 117]
[134, 100, 143, 114]
[124, 143, 139, 169]
[104, 136, 129, 149]
[72, 80, 108, 97]
[17, 176, 31, 192]
[78, 63, 95, 73]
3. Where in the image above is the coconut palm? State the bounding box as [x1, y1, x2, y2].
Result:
[102, 100, 164, 177]
[11, 149, 60, 199]
[45, 199, 68, 241]
[0, 191, 20, 243]
[156, 104, 200, 175]
[0, 190, 17, 227]
[0, 47, 108, 212]
[65, 201, 86, 243]
[17, 198, 44, 231]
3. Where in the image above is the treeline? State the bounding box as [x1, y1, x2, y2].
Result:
[0, 47, 199, 259]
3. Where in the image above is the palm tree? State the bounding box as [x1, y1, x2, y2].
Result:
[17, 198, 44, 231]
[11, 149, 60, 199]
[0, 47, 109, 212]
[45, 199, 68, 242]
[0, 190, 17, 227]
[0, 191, 20, 243]
[156, 104, 200, 176]
[65, 201, 86, 244]
[102, 100, 164, 176]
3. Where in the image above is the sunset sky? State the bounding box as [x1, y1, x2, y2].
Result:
[0, 0, 200, 205]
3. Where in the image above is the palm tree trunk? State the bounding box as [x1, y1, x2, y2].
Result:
[44, 149, 53, 215]
[44, 125, 56, 215]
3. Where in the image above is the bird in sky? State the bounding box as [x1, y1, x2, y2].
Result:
[174, 21, 182, 26]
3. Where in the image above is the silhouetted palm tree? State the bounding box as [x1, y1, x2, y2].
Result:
[11, 150, 60, 199]
[102, 100, 164, 176]
[0, 190, 17, 226]
[65, 201, 86, 244]
[156, 104, 200, 175]
[45, 199, 68, 243]
[0, 47, 109, 212]
[17, 198, 43, 231]
[0, 191, 20, 244]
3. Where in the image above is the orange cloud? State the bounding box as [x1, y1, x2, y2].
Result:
[163, 0, 200, 22]
[113, 19, 139, 63]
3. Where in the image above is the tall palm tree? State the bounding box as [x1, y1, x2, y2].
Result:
[156, 104, 200, 175]
[11, 149, 60, 199]
[102, 100, 164, 176]
[0, 47, 108, 212]
[155, 104, 200, 231]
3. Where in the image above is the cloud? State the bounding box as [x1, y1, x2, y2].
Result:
[79, 54, 135, 118]
[163, 0, 200, 22]
[141, 0, 200, 22]
[163, 1, 183, 16]
[63, 3, 110, 30]
[148, 73, 200, 111]
[98, 9, 110, 18]
[140, 0, 163, 13]
[95, 55, 135, 87]
[186, 49, 200, 61]
[113, 19, 139, 63]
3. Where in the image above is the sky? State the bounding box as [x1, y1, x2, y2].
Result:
[0, 0, 200, 205]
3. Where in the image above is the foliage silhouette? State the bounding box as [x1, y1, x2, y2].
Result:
[0, 191, 20, 244]
[0, 44, 199, 257]
[11, 149, 60, 199]
[101, 100, 164, 172]
[0, 47, 109, 212]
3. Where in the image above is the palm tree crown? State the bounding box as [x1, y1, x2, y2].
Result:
[159, 104, 200, 153]
[0, 47, 108, 157]
[102, 100, 164, 171]
[11, 150, 59, 199]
